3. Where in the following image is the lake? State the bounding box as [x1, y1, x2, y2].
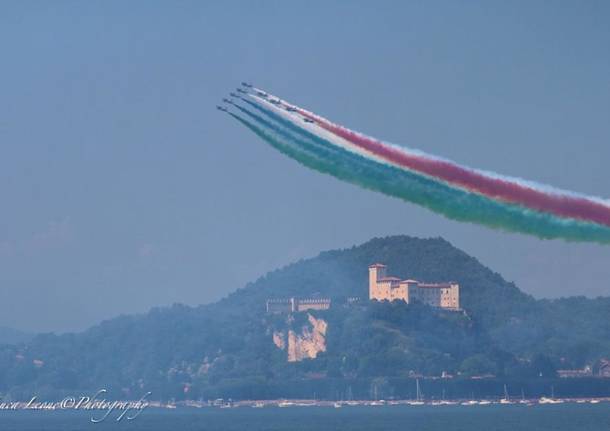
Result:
[1, 403, 609, 431]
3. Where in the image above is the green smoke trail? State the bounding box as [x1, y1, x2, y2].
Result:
[227, 105, 610, 244]
[231, 102, 345, 162]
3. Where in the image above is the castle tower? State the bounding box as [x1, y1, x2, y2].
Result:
[368, 264, 387, 300]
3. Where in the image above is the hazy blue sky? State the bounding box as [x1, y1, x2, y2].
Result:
[1, 1, 609, 332]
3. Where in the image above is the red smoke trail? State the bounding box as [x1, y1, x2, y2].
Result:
[292, 108, 610, 228]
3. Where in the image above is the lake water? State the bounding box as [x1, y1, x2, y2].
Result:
[1, 404, 610, 431]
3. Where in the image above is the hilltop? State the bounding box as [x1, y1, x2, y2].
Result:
[1, 235, 610, 401]
[225, 236, 533, 327]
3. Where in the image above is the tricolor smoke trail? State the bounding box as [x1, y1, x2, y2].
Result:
[221, 87, 610, 244]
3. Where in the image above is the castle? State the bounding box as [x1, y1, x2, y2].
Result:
[369, 264, 460, 310]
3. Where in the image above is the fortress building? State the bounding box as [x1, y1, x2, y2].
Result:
[266, 298, 331, 314]
[369, 264, 460, 310]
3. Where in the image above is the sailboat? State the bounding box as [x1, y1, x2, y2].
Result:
[369, 384, 385, 406]
[437, 388, 457, 405]
[539, 386, 563, 404]
[408, 379, 425, 405]
[500, 384, 512, 404]
[518, 388, 529, 405]
[431, 388, 454, 406]
[345, 386, 358, 406]
[478, 389, 492, 405]
[461, 392, 478, 406]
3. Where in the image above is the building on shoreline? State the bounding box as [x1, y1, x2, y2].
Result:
[557, 366, 593, 378]
[368, 263, 460, 310]
[266, 298, 331, 314]
[598, 359, 610, 377]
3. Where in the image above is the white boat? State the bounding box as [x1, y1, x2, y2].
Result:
[408, 379, 425, 405]
[500, 384, 513, 404]
[433, 389, 455, 405]
[518, 389, 529, 404]
[539, 397, 562, 404]
[539, 386, 563, 404]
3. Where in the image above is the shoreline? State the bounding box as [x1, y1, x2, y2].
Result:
[149, 397, 610, 409]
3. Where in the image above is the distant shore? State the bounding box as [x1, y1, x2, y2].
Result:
[149, 397, 610, 409]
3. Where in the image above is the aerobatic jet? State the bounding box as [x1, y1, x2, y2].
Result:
[236, 88, 248, 94]
[216, 105, 228, 112]
[303, 118, 315, 123]
[241, 82, 253, 88]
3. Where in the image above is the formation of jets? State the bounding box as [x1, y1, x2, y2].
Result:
[217, 82, 316, 125]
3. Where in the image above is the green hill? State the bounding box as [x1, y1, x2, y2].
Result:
[225, 236, 534, 327]
[1, 235, 609, 401]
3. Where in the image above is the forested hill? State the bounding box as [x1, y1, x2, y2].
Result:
[223, 235, 535, 327]
[1, 235, 610, 401]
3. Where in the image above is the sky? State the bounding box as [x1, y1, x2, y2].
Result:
[1, 1, 609, 333]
